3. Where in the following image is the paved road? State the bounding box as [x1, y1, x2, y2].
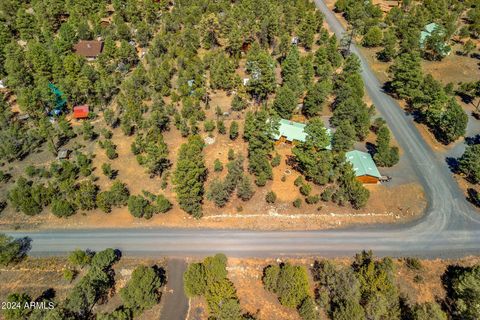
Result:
[6, 1, 480, 259]
[161, 259, 189, 320]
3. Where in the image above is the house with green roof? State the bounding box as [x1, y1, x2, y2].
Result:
[346, 150, 382, 184]
[48, 83, 67, 116]
[273, 119, 331, 149]
[419, 22, 451, 57]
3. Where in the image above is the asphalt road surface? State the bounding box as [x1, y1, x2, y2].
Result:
[161, 259, 189, 320]
[6, 1, 480, 259]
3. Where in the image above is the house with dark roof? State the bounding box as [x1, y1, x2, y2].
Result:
[346, 150, 382, 184]
[73, 40, 104, 60]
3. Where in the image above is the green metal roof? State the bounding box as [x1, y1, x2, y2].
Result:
[272, 118, 332, 149]
[273, 119, 308, 142]
[419, 23, 451, 56]
[49, 83, 67, 110]
[425, 22, 441, 34]
[420, 23, 443, 45]
[346, 150, 381, 179]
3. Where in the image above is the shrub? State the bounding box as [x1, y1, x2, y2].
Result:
[52, 198, 76, 218]
[128, 193, 171, 219]
[214, 159, 223, 172]
[63, 268, 77, 283]
[25, 165, 38, 177]
[231, 95, 247, 111]
[96, 181, 130, 213]
[413, 274, 424, 283]
[101, 128, 113, 139]
[128, 195, 150, 218]
[100, 140, 118, 160]
[68, 249, 92, 267]
[204, 120, 215, 133]
[237, 176, 254, 201]
[300, 183, 312, 196]
[306, 195, 320, 205]
[266, 191, 277, 203]
[294, 176, 304, 187]
[271, 154, 281, 167]
[321, 187, 335, 202]
[405, 257, 423, 271]
[255, 172, 268, 187]
[228, 148, 235, 160]
[0, 234, 30, 266]
[217, 120, 226, 134]
[293, 198, 302, 208]
[103, 109, 117, 127]
[207, 179, 230, 207]
[229, 121, 239, 140]
[0, 170, 10, 183]
[102, 163, 116, 179]
[155, 195, 172, 213]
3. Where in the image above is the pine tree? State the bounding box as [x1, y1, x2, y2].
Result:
[229, 121, 239, 140]
[282, 46, 304, 95]
[377, 29, 396, 62]
[173, 135, 207, 218]
[363, 26, 383, 47]
[373, 126, 399, 167]
[273, 85, 297, 119]
[246, 44, 276, 101]
[458, 144, 480, 183]
[293, 119, 333, 185]
[303, 79, 333, 117]
[332, 121, 356, 152]
[389, 52, 423, 100]
[237, 176, 254, 201]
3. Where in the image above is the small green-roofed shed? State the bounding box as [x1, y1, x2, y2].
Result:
[420, 23, 443, 45]
[346, 150, 381, 183]
[273, 119, 308, 143]
[419, 23, 451, 56]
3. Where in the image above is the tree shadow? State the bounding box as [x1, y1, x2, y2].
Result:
[113, 249, 122, 262]
[399, 294, 414, 320]
[382, 81, 396, 96]
[365, 142, 376, 156]
[465, 134, 480, 146]
[456, 91, 475, 105]
[471, 52, 480, 60]
[286, 155, 299, 171]
[36, 288, 56, 301]
[445, 157, 460, 174]
[441, 264, 471, 317]
[14, 237, 32, 263]
[153, 265, 167, 285]
[467, 188, 480, 207]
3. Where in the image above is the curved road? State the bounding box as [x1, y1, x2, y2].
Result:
[7, 1, 480, 259]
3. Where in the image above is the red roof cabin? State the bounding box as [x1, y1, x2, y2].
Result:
[73, 105, 89, 119]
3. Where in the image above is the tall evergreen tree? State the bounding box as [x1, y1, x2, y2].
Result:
[282, 46, 304, 95]
[273, 85, 297, 119]
[389, 52, 423, 100]
[173, 135, 207, 218]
